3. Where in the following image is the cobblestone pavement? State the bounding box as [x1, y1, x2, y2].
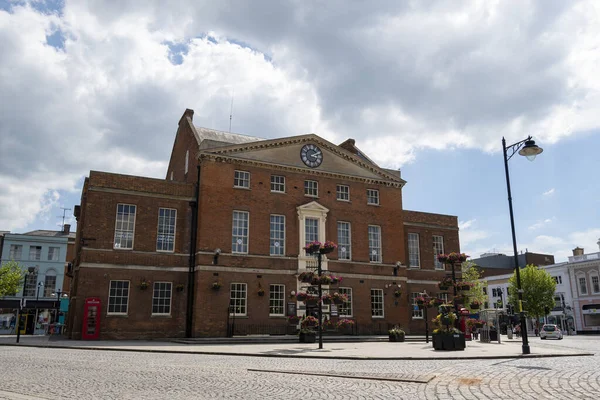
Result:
[0, 336, 598, 400]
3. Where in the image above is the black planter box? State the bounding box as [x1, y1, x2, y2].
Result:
[299, 332, 316, 343]
[432, 333, 466, 351]
[389, 334, 405, 342]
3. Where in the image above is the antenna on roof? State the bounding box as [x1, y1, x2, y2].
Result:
[229, 94, 234, 133]
[58, 207, 71, 228]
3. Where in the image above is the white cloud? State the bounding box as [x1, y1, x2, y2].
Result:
[528, 217, 555, 231]
[459, 219, 491, 254]
[1, 1, 600, 230]
[543, 188, 555, 196]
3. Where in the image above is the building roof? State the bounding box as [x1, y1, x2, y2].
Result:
[194, 126, 264, 149]
[22, 230, 75, 239]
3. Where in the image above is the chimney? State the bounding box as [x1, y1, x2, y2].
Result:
[572, 247, 584, 256]
[63, 224, 71, 235]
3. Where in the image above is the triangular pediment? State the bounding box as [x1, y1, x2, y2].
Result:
[198, 134, 405, 186]
[297, 201, 330, 213]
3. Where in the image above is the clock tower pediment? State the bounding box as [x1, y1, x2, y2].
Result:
[200, 134, 405, 186]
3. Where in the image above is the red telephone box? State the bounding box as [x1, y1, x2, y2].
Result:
[82, 297, 101, 340]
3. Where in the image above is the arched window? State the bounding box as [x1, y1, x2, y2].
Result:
[44, 270, 57, 297]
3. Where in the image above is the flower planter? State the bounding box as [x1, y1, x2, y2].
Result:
[288, 317, 300, 325]
[258, 291, 265, 297]
[299, 332, 316, 343]
[470, 303, 480, 309]
[305, 299, 318, 306]
[432, 333, 465, 351]
[322, 298, 332, 305]
[304, 244, 321, 254]
[389, 334, 405, 342]
[459, 285, 471, 291]
[333, 299, 345, 305]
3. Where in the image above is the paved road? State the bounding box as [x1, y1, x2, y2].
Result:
[0, 336, 598, 399]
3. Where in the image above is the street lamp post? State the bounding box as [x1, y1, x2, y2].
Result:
[51, 289, 67, 334]
[36, 282, 44, 302]
[502, 136, 543, 355]
[16, 267, 36, 343]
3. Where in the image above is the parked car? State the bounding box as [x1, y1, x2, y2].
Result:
[540, 324, 563, 340]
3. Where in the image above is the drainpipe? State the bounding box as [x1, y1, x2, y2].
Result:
[186, 165, 200, 338]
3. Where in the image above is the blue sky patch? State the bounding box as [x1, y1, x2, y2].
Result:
[46, 28, 65, 50]
[164, 41, 190, 65]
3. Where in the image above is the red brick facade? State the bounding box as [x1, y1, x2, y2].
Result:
[68, 109, 461, 339]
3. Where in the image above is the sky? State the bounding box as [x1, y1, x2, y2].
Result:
[1, 0, 599, 262]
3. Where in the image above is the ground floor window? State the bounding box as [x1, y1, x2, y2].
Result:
[152, 282, 172, 315]
[583, 314, 600, 327]
[371, 289, 384, 318]
[229, 283, 247, 316]
[269, 284, 285, 316]
[411, 292, 423, 319]
[108, 280, 130, 314]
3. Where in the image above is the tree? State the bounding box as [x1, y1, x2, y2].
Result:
[0, 261, 25, 297]
[507, 264, 556, 320]
[461, 261, 488, 311]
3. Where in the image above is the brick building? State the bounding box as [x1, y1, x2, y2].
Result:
[67, 109, 461, 339]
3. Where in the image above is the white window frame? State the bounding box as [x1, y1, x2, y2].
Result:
[553, 276, 562, 285]
[48, 247, 60, 261]
[229, 283, 247, 316]
[270, 175, 285, 193]
[29, 246, 42, 261]
[107, 280, 130, 315]
[305, 218, 319, 247]
[367, 189, 379, 205]
[591, 274, 600, 294]
[304, 180, 318, 197]
[411, 292, 424, 319]
[9, 245, 22, 260]
[408, 233, 420, 268]
[437, 293, 449, 303]
[23, 271, 37, 297]
[232, 211, 249, 254]
[156, 208, 177, 252]
[338, 287, 353, 317]
[114, 204, 136, 250]
[234, 170, 250, 189]
[269, 284, 285, 316]
[152, 282, 172, 315]
[336, 185, 350, 201]
[371, 288, 384, 318]
[43, 270, 57, 297]
[579, 276, 588, 295]
[368, 225, 382, 263]
[270, 215, 285, 256]
[433, 235, 444, 270]
[337, 221, 351, 260]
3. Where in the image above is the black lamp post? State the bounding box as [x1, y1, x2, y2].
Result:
[51, 289, 66, 329]
[16, 267, 36, 343]
[36, 282, 44, 301]
[502, 135, 543, 355]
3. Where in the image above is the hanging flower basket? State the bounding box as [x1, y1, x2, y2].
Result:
[288, 315, 300, 325]
[438, 277, 453, 291]
[257, 288, 265, 297]
[332, 292, 348, 305]
[430, 298, 444, 307]
[296, 292, 319, 304]
[321, 293, 333, 304]
[298, 271, 316, 283]
[336, 319, 355, 330]
[303, 240, 338, 255]
[139, 280, 150, 290]
[211, 282, 221, 291]
[415, 296, 428, 306]
[394, 290, 402, 298]
[470, 301, 481, 309]
[474, 321, 484, 328]
[330, 275, 343, 285]
[175, 284, 185, 292]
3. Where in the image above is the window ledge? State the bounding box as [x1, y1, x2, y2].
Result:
[367, 203, 380, 206]
[372, 316, 385, 319]
[106, 314, 128, 318]
[269, 315, 286, 319]
[151, 314, 172, 318]
[233, 186, 251, 190]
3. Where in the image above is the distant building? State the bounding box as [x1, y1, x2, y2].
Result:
[484, 241, 600, 335]
[0, 225, 75, 335]
[471, 251, 555, 274]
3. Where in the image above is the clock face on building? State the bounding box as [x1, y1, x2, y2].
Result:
[300, 144, 323, 168]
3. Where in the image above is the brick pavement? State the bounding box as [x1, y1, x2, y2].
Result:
[0, 336, 598, 399]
